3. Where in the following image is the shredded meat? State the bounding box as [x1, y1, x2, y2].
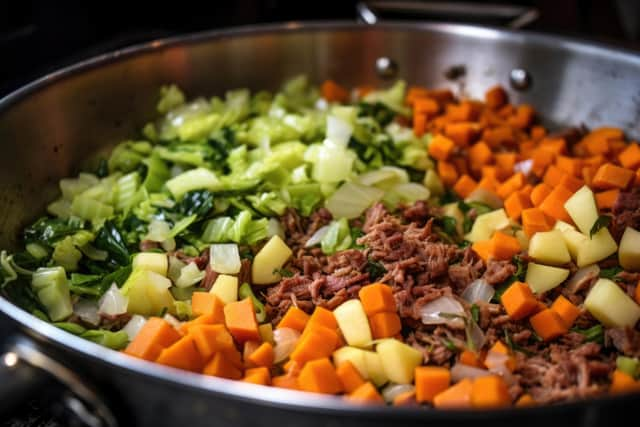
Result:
[611, 188, 640, 241]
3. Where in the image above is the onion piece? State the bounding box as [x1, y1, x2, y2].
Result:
[273, 327, 300, 363]
[122, 315, 147, 341]
[210, 243, 241, 274]
[419, 296, 465, 327]
[267, 218, 285, 239]
[566, 264, 600, 291]
[467, 320, 486, 351]
[168, 256, 187, 283]
[325, 182, 384, 219]
[461, 279, 495, 304]
[326, 115, 353, 147]
[175, 262, 206, 288]
[73, 300, 100, 326]
[305, 225, 330, 248]
[98, 283, 128, 316]
[163, 314, 182, 329]
[381, 383, 415, 403]
[514, 159, 533, 176]
[450, 363, 491, 382]
[484, 351, 516, 385]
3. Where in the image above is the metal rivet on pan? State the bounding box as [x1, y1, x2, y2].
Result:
[510, 68, 532, 91]
[375, 57, 398, 80]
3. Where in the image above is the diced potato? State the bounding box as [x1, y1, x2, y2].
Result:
[122, 269, 175, 316]
[209, 274, 238, 305]
[132, 252, 168, 276]
[424, 169, 445, 197]
[251, 235, 293, 285]
[376, 338, 423, 384]
[585, 279, 640, 328]
[333, 299, 372, 348]
[258, 323, 274, 344]
[515, 230, 529, 251]
[363, 350, 389, 387]
[564, 185, 599, 235]
[619, 227, 640, 271]
[554, 221, 588, 260]
[442, 202, 464, 235]
[525, 262, 570, 294]
[528, 230, 571, 266]
[464, 209, 510, 243]
[333, 346, 368, 379]
[576, 228, 618, 267]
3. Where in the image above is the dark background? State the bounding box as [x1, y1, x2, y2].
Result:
[1, 0, 639, 425]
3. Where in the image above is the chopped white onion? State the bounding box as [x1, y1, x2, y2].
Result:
[450, 363, 491, 382]
[326, 115, 353, 147]
[387, 183, 431, 204]
[267, 218, 285, 239]
[381, 383, 415, 403]
[514, 159, 533, 176]
[175, 262, 206, 288]
[145, 219, 172, 242]
[163, 313, 182, 329]
[357, 166, 409, 188]
[484, 351, 516, 385]
[315, 98, 328, 111]
[73, 300, 100, 326]
[325, 182, 385, 219]
[419, 296, 465, 328]
[98, 283, 128, 316]
[461, 279, 495, 304]
[305, 225, 330, 248]
[468, 320, 486, 351]
[210, 243, 241, 274]
[273, 327, 300, 363]
[566, 264, 600, 290]
[122, 315, 147, 341]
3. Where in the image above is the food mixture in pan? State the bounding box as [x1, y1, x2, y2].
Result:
[2, 76, 640, 408]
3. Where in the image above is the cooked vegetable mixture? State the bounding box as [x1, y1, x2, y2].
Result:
[3, 76, 640, 408]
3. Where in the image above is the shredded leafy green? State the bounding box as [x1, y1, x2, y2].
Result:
[571, 324, 604, 344]
[590, 215, 611, 238]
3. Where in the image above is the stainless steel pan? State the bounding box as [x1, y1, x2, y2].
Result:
[1, 21, 640, 427]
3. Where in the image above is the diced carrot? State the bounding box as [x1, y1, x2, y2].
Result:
[242, 366, 271, 386]
[592, 163, 635, 190]
[321, 80, 348, 103]
[453, 174, 478, 198]
[447, 101, 476, 122]
[498, 103, 515, 119]
[530, 125, 546, 141]
[531, 149, 555, 177]
[582, 127, 623, 155]
[489, 340, 510, 355]
[485, 85, 508, 109]
[290, 324, 339, 364]
[433, 378, 473, 409]
[272, 374, 300, 390]
[405, 86, 430, 106]
[428, 134, 456, 161]
[521, 208, 552, 237]
[530, 183, 552, 206]
[297, 358, 343, 394]
[428, 88, 455, 105]
[483, 126, 514, 147]
[471, 240, 493, 262]
[358, 283, 396, 316]
[460, 349, 485, 368]
[529, 308, 568, 341]
[504, 191, 532, 220]
[393, 391, 418, 406]
[582, 166, 598, 186]
[501, 281, 538, 321]
[335, 360, 366, 393]
[413, 113, 427, 137]
[243, 341, 261, 367]
[468, 141, 493, 171]
[191, 292, 225, 322]
[618, 143, 640, 170]
[477, 177, 498, 192]
[556, 156, 583, 177]
[542, 165, 566, 187]
[519, 184, 533, 199]
[124, 317, 181, 361]
[584, 155, 606, 168]
[203, 351, 243, 380]
[156, 335, 204, 372]
[283, 359, 302, 376]
[519, 140, 538, 158]
[481, 166, 499, 181]
[495, 152, 517, 179]
[539, 186, 573, 223]
[595, 189, 620, 210]
[369, 311, 402, 339]
[224, 298, 260, 344]
[415, 366, 451, 403]
[471, 375, 511, 408]
[247, 342, 274, 368]
[610, 140, 628, 155]
[414, 97, 440, 117]
[489, 231, 521, 261]
[539, 138, 566, 155]
[444, 122, 477, 146]
[496, 172, 525, 199]
[452, 157, 469, 177]
[515, 394, 536, 407]
[188, 324, 233, 360]
[550, 295, 580, 328]
[307, 306, 338, 330]
[558, 174, 584, 193]
[179, 312, 222, 335]
[610, 369, 640, 394]
[346, 382, 384, 404]
[509, 104, 535, 129]
[277, 305, 310, 332]
[437, 161, 459, 187]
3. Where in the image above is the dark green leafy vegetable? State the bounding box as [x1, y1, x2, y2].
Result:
[600, 266, 624, 282]
[357, 102, 395, 127]
[81, 329, 129, 350]
[175, 190, 215, 217]
[590, 215, 611, 238]
[571, 324, 604, 344]
[23, 217, 85, 247]
[93, 221, 130, 266]
[442, 338, 458, 352]
[365, 259, 387, 282]
[492, 256, 526, 303]
[272, 268, 293, 278]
